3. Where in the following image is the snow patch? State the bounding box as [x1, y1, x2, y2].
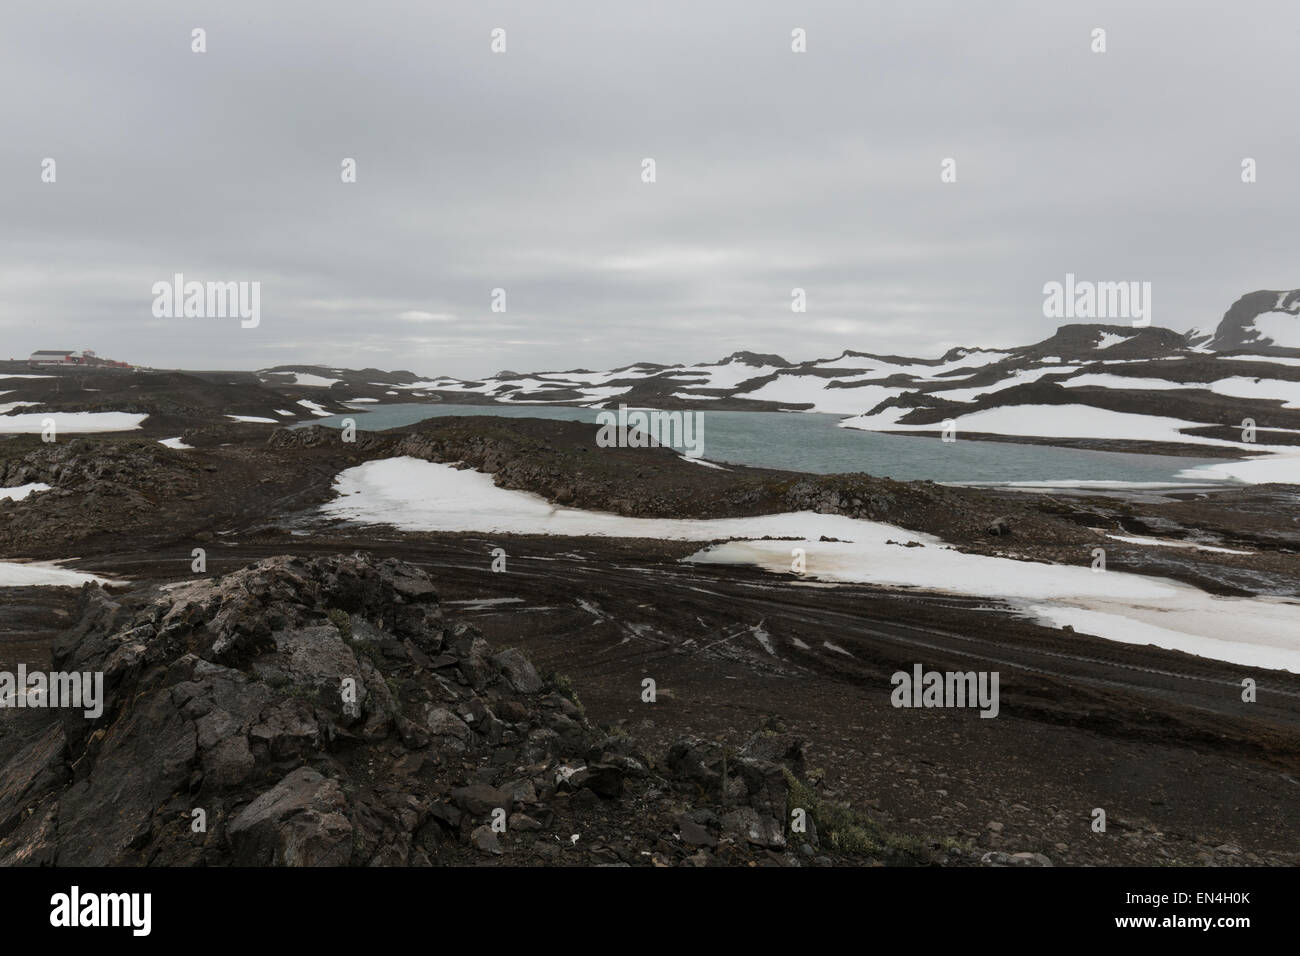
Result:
[1251, 313, 1300, 349]
[1106, 534, 1252, 555]
[0, 412, 146, 433]
[267, 372, 341, 387]
[1094, 332, 1132, 349]
[1062, 374, 1190, 391]
[0, 560, 120, 588]
[739, 377, 904, 415]
[0, 482, 51, 501]
[843, 403, 1209, 444]
[678, 455, 729, 470]
[1177, 454, 1300, 484]
[1205, 376, 1300, 409]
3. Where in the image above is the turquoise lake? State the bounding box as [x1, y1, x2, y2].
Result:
[299, 403, 1231, 485]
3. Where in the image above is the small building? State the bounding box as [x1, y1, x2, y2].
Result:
[28, 348, 80, 369]
[28, 350, 79, 368]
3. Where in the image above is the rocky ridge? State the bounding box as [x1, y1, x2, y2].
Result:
[0, 553, 955, 866]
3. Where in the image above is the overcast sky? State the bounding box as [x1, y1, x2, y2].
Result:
[3, 0, 1297, 378]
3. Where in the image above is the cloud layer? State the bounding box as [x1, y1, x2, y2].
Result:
[3, 1, 1296, 377]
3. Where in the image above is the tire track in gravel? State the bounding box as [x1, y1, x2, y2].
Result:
[43, 529, 1300, 752]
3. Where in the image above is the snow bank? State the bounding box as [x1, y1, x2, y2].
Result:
[271, 373, 340, 387]
[842, 403, 1209, 443]
[0, 412, 146, 433]
[687, 362, 780, 390]
[928, 365, 1083, 403]
[321, 458, 1300, 672]
[0, 560, 120, 588]
[1251, 314, 1300, 349]
[1094, 332, 1132, 349]
[0, 483, 51, 501]
[739, 378, 903, 415]
[1206, 376, 1300, 409]
[1220, 354, 1300, 367]
[1106, 534, 1252, 555]
[1062, 373, 1191, 391]
[1178, 454, 1300, 484]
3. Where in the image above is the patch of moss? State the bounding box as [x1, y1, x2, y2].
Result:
[783, 768, 931, 864]
[544, 671, 585, 717]
[326, 608, 352, 640]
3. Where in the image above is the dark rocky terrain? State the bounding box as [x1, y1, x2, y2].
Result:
[0, 365, 355, 431]
[0, 554, 894, 867]
[0, 407, 1296, 867]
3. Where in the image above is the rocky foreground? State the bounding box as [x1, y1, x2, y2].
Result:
[1, 409, 1297, 867]
[0, 553, 966, 867]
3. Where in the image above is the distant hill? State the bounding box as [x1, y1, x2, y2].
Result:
[236, 291, 1300, 461]
[1187, 290, 1300, 352]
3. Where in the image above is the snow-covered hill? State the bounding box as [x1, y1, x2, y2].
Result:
[1189, 289, 1300, 352]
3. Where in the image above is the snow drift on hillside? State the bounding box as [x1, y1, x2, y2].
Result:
[0, 560, 120, 588]
[0, 482, 50, 501]
[321, 458, 1300, 672]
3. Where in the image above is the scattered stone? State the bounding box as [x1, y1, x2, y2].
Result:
[471, 826, 502, 856]
[721, 807, 786, 849]
[986, 516, 1012, 536]
[677, 815, 718, 848]
[451, 784, 512, 818]
[573, 762, 626, 799]
[492, 648, 543, 694]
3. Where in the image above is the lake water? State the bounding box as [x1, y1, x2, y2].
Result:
[300, 403, 1231, 485]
